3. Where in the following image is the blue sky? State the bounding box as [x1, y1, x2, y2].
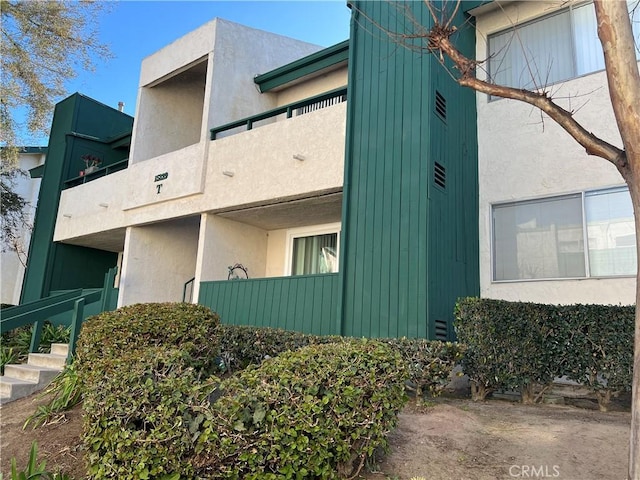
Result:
[66, 1, 351, 125]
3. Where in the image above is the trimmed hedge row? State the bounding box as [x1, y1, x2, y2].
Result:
[76, 302, 221, 376]
[193, 340, 408, 479]
[455, 297, 634, 409]
[217, 324, 464, 401]
[76, 303, 222, 479]
[79, 304, 462, 479]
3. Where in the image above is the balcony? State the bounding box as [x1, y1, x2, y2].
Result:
[207, 89, 347, 210]
[210, 87, 347, 140]
[63, 158, 129, 189]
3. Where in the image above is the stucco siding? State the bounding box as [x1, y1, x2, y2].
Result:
[474, 1, 636, 305]
[1, 153, 45, 305]
[118, 219, 200, 305]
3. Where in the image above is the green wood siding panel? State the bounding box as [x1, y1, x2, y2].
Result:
[199, 274, 339, 336]
[21, 94, 133, 303]
[341, 1, 479, 339]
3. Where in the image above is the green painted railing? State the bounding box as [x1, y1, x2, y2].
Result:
[210, 87, 347, 140]
[198, 274, 339, 336]
[63, 158, 129, 189]
[0, 267, 118, 362]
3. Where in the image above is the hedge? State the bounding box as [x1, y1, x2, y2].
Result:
[216, 324, 341, 373]
[218, 324, 464, 402]
[193, 340, 408, 479]
[455, 297, 634, 409]
[77, 304, 462, 478]
[76, 303, 221, 479]
[76, 302, 221, 377]
[82, 346, 216, 479]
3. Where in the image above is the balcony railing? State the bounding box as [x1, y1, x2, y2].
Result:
[63, 158, 129, 189]
[198, 273, 339, 335]
[210, 87, 347, 140]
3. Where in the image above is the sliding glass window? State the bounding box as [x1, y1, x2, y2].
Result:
[492, 187, 635, 281]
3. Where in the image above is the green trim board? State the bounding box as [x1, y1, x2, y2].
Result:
[254, 40, 349, 92]
[29, 164, 45, 179]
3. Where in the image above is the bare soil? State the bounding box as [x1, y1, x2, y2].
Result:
[1, 393, 631, 479]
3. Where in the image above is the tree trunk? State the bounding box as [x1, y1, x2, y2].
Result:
[629, 180, 640, 480]
[593, 3, 640, 478]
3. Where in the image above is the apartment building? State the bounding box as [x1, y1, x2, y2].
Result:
[21, 1, 639, 339]
[1, 147, 46, 305]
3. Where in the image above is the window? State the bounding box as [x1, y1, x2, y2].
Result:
[492, 187, 636, 281]
[286, 223, 340, 276]
[488, 1, 640, 90]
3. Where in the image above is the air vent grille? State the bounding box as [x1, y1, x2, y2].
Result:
[434, 161, 446, 189]
[435, 90, 447, 122]
[434, 319, 448, 341]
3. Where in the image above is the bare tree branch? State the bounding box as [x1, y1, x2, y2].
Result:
[425, 23, 628, 174]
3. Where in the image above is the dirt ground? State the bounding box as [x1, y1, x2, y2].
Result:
[0, 392, 632, 480]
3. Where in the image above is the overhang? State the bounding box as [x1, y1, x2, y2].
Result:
[254, 40, 349, 93]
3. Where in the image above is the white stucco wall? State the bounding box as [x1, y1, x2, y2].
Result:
[1, 153, 45, 305]
[133, 76, 205, 162]
[265, 229, 287, 277]
[55, 102, 346, 242]
[193, 214, 267, 300]
[206, 102, 346, 209]
[206, 19, 322, 131]
[275, 67, 348, 106]
[475, 1, 637, 305]
[118, 218, 200, 305]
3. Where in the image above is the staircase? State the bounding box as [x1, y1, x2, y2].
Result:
[0, 343, 68, 406]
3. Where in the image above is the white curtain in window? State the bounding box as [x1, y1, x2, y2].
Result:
[585, 188, 637, 276]
[291, 233, 338, 275]
[489, 10, 573, 89]
[573, 3, 605, 75]
[493, 195, 585, 280]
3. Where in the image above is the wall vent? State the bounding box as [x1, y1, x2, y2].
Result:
[435, 90, 447, 122]
[434, 161, 446, 189]
[434, 319, 448, 341]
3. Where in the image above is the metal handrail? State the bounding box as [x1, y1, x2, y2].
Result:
[183, 277, 196, 303]
[210, 87, 347, 140]
[0, 267, 119, 362]
[63, 158, 129, 189]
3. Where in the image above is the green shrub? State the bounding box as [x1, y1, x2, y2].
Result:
[76, 302, 221, 377]
[82, 347, 217, 479]
[558, 303, 634, 410]
[1, 322, 70, 363]
[455, 298, 567, 402]
[1, 346, 18, 375]
[193, 340, 408, 479]
[219, 325, 464, 404]
[217, 324, 340, 373]
[76, 303, 221, 479]
[455, 297, 634, 409]
[382, 338, 465, 402]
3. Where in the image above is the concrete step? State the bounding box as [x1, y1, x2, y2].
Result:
[0, 376, 39, 401]
[0, 344, 69, 406]
[3, 364, 61, 384]
[50, 343, 69, 357]
[27, 352, 67, 369]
